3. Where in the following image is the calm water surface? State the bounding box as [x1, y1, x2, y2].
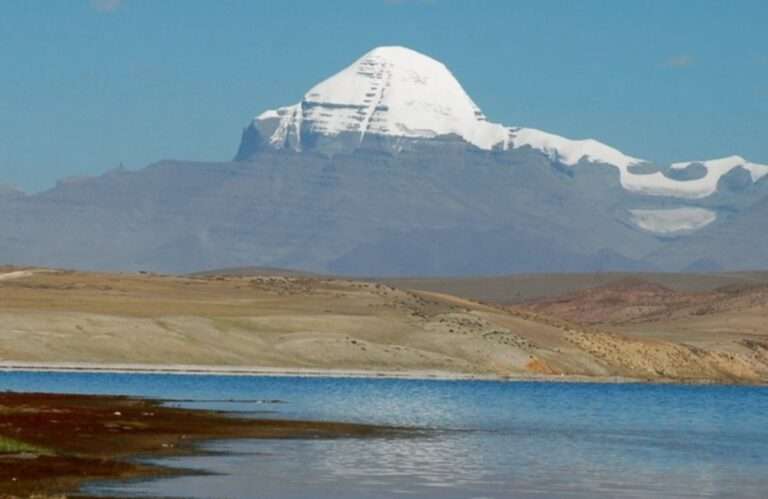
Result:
[1, 371, 767, 498]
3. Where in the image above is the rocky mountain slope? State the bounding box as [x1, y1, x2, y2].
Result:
[0, 46, 765, 275]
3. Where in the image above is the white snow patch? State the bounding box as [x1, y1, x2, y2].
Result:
[669, 155, 768, 188]
[509, 127, 641, 169]
[629, 207, 717, 234]
[256, 109, 281, 120]
[267, 104, 301, 147]
[624, 156, 768, 199]
[510, 129, 768, 199]
[620, 155, 768, 199]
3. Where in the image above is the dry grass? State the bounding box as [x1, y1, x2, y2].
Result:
[0, 267, 766, 383]
[0, 436, 49, 455]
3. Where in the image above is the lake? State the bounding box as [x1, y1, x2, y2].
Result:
[1, 371, 767, 498]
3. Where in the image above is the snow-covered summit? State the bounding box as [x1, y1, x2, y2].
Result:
[241, 46, 767, 200]
[254, 46, 510, 150]
[246, 45, 637, 164]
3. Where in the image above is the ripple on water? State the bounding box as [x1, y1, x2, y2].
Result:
[0, 372, 766, 498]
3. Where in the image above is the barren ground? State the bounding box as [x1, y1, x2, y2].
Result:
[1, 267, 766, 384]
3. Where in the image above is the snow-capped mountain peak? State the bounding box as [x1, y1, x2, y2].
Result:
[239, 46, 767, 202]
[253, 46, 510, 150]
[243, 45, 649, 168]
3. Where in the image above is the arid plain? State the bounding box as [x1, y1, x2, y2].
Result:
[1, 267, 767, 384]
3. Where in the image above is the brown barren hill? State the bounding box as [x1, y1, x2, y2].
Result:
[509, 276, 768, 383]
[517, 277, 723, 325]
[0, 267, 766, 384]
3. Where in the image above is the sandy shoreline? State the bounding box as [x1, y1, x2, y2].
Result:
[0, 360, 737, 385]
[0, 360, 563, 381]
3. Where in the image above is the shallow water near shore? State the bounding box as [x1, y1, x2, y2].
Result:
[2, 372, 768, 498]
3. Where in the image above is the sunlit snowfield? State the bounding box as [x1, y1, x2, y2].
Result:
[2, 372, 767, 498]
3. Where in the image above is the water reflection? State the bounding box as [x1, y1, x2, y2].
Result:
[96, 426, 768, 499]
[0, 372, 766, 498]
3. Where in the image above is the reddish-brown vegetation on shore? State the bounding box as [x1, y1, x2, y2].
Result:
[0, 392, 390, 497]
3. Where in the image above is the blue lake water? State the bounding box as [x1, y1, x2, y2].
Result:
[1, 371, 767, 498]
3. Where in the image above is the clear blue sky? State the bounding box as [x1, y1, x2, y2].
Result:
[1, 0, 766, 192]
